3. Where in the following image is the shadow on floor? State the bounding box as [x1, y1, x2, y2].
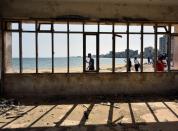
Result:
[1, 95, 178, 131]
[0, 100, 178, 131]
[1, 122, 178, 131]
[6, 95, 178, 106]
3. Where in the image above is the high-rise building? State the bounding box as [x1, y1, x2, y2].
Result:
[159, 35, 168, 55]
[144, 47, 154, 58]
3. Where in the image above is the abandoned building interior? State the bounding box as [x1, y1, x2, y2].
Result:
[0, 0, 178, 130]
[1, 21, 178, 99]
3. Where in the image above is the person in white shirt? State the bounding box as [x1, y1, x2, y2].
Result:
[134, 57, 140, 72]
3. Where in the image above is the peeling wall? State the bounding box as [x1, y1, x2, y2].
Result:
[4, 73, 178, 99]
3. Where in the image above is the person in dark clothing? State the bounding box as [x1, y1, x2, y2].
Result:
[148, 57, 150, 64]
[134, 57, 140, 72]
[128, 58, 132, 72]
[87, 53, 95, 71]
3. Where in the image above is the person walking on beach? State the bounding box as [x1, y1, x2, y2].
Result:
[156, 55, 164, 72]
[128, 58, 132, 72]
[134, 57, 140, 72]
[86, 53, 94, 71]
[147, 57, 150, 64]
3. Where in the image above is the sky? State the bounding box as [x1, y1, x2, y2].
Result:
[11, 23, 165, 58]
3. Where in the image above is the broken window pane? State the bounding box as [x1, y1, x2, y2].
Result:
[84, 24, 98, 32]
[100, 24, 112, 32]
[22, 33, 36, 73]
[115, 24, 127, 33]
[115, 34, 127, 72]
[157, 34, 168, 72]
[69, 23, 83, 32]
[22, 23, 35, 31]
[129, 25, 141, 32]
[54, 33, 67, 73]
[129, 34, 141, 72]
[143, 25, 155, 33]
[11, 32, 20, 73]
[157, 24, 168, 33]
[54, 23, 67, 32]
[99, 34, 112, 72]
[12, 23, 19, 30]
[69, 34, 83, 73]
[38, 33, 52, 73]
[143, 35, 154, 72]
[40, 24, 51, 31]
[85, 35, 97, 71]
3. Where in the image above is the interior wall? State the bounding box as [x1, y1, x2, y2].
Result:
[4, 73, 178, 99]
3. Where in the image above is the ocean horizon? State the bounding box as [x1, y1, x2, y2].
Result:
[12, 57, 148, 70]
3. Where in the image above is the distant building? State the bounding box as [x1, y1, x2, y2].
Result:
[115, 51, 126, 58]
[125, 49, 138, 58]
[144, 47, 154, 58]
[101, 49, 138, 58]
[159, 35, 168, 55]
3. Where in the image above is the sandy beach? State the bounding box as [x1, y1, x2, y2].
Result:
[7, 63, 154, 73]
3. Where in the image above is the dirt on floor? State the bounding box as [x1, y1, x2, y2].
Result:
[0, 97, 178, 131]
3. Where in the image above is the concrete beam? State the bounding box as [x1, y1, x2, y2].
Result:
[0, 0, 178, 22]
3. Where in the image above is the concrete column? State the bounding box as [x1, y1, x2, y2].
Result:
[0, 24, 2, 79]
[0, 22, 3, 95]
[4, 24, 12, 73]
[0, 23, 12, 95]
[172, 26, 178, 69]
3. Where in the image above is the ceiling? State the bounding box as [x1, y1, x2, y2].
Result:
[0, 0, 178, 22]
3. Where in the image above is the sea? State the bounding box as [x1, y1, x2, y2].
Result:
[12, 57, 148, 70]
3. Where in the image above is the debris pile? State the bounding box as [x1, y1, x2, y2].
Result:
[0, 98, 24, 119]
[0, 98, 19, 109]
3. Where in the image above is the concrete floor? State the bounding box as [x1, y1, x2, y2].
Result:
[0, 101, 178, 131]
